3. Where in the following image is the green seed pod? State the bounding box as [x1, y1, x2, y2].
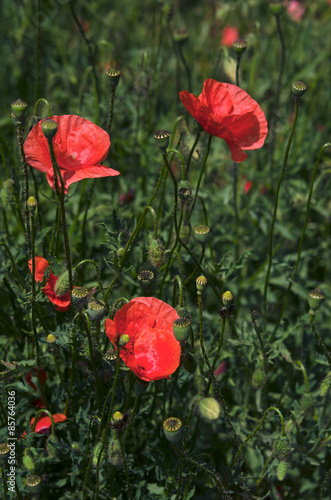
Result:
[173, 29, 189, 45]
[108, 438, 123, 466]
[11, 98, 28, 119]
[269, 1, 286, 16]
[154, 130, 170, 152]
[163, 417, 183, 443]
[196, 275, 207, 293]
[46, 334, 56, 344]
[137, 270, 155, 291]
[27, 196, 38, 214]
[179, 219, 191, 244]
[273, 435, 292, 460]
[93, 442, 105, 467]
[222, 290, 234, 308]
[232, 38, 247, 55]
[54, 270, 70, 298]
[252, 368, 266, 389]
[178, 180, 192, 207]
[194, 225, 210, 245]
[71, 442, 81, 454]
[46, 435, 60, 461]
[0, 443, 10, 461]
[87, 299, 107, 322]
[199, 397, 220, 421]
[300, 393, 315, 414]
[25, 474, 41, 493]
[308, 288, 325, 314]
[134, 378, 149, 396]
[292, 81, 308, 98]
[41, 119, 58, 141]
[23, 451, 35, 471]
[276, 460, 288, 481]
[105, 348, 117, 362]
[149, 238, 165, 269]
[176, 306, 191, 322]
[183, 352, 197, 374]
[106, 67, 121, 90]
[173, 317, 191, 342]
[320, 371, 331, 397]
[72, 286, 89, 308]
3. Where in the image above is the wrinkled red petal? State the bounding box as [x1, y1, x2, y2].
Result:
[131, 297, 179, 330]
[199, 80, 233, 115]
[31, 413, 66, 433]
[46, 165, 120, 194]
[133, 327, 181, 381]
[28, 256, 49, 282]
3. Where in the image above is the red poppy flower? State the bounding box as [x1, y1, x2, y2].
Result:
[31, 413, 67, 434]
[220, 26, 239, 47]
[28, 256, 71, 312]
[105, 297, 181, 381]
[179, 79, 268, 162]
[24, 115, 120, 193]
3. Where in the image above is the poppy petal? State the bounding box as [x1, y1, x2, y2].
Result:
[28, 256, 49, 282]
[131, 297, 179, 330]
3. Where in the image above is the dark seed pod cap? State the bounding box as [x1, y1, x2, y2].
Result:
[26, 474, 41, 493]
[233, 39, 247, 55]
[27, 196, 38, 214]
[134, 378, 149, 396]
[269, 1, 286, 15]
[106, 67, 121, 89]
[173, 29, 189, 44]
[194, 225, 210, 245]
[163, 417, 183, 443]
[88, 299, 107, 322]
[154, 130, 170, 152]
[0, 443, 10, 460]
[41, 119, 58, 141]
[199, 397, 220, 421]
[149, 238, 165, 269]
[308, 288, 325, 314]
[11, 98, 28, 119]
[196, 275, 207, 292]
[54, 270, 70, 297]
[72, 286, 89, 308]
[137, 270, 155, 288]
[173, 317, 191, 342]
[292, 81, 307, 97]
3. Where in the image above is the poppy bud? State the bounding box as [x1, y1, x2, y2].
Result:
[272, 435, 292, 460]
[173, 29, 189, 45]
[106, 67, 121, 90]
[252, 368, 266, 389]
[198, 397, 220, 421]
[23, 451, 35, 471]
[320, 371, 331, 397]
[269, 1, 286, 16]
[194, 225, 210, 245]
[72, 286, 89, 308]
[41, 119, 58, 141]
[308, 288, 325, 315]
[137, 270, 155, 291]
[118, 334, 130, 347]
[93, 442, 105, 467]
[108, 438, 123, 466]
[173, 317, 191, 342]
[179, 219, 191, 244]
[27, 196, 38, 214]
[292, 81, 307, 98]
[196, 275, 207, 293]
[11, 98, 28, 119]
[0, 443, 10, 461]
[232, 38, 247, 55]
[25, 474, 41, 493]
[222, 290, 234, 308]
[183, 352, 197, 374]
[276, 461, 288, 481]
[112, 411, 124, 423]
[134, 378, 149, 396]
[46, 434, 60, 460]
[154, 130, 170, 153]
[163, 417, 183, 443]
[149, 238, 165, 269]
[46, 334, 56, 344]
[87, 299, 107, 322]
[54, 270, 70, 297]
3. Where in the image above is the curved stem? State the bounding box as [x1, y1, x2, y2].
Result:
[186, 132, 200, 177]
[177, 43, 192, 93]
[205, 318, 226, 396]
[188, 134, 212, 219]
[167, 148, 186, 181]
[296, 361, 309, 394]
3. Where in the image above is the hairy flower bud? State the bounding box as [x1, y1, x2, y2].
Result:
[108, 438, 123, 466]
[23, 451, 35, 471]
[276, 461, 288, 481]
[320, 371, 331, 397]
[54, 270, 70, 298]
[93, 442, 105, 467]
[198, 397, 220, 421]
[179, 219, 191, 244]
[149, 238, 165, 269]
[273, 435, 292, 459]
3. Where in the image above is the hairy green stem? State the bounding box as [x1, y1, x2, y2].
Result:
[205, 318, 226, 396]
[186, 132, 200, 176]
[188, 134, 212, 219]
[309, 314, 331, 367]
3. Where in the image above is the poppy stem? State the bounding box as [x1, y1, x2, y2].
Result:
[188, 134, 212, 219]
[117, 433, 134, 500]
[186, 132, 200, 177]
[205, 318, 226, 396]
[309, 314, 331, 367]
[79, 311, 101, 411]
[167, 148, 186, 181]
[235, 54, 242, 87]
[270, 143, 331, 341]
[107, 88, 116, 134]
[263, 99, 299, 331]
[16, 121, 32, 255]
[175, 402, 196, 500]
[177, 43, 192, 94]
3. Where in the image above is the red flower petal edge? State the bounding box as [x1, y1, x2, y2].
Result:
[31, 413, 67, 434]
[24, 115, 120, 193]
[105, 297, 180, 381]
[179, 79, 268, 162]
[28, 256, 71, 312]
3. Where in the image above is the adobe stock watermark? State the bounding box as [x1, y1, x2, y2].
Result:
[6, 390, 17, 494]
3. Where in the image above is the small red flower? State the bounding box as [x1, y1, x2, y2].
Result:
[25, 367, 47, 391]
[105, 297, 181, 381]
[31, 413, 67, 434]
[220, 26, 239, 47]
[28, 256, 71, 312]
[287, 0, 305, 22]
[179, 79, 268, 162]
[24, 115, 120, 193]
